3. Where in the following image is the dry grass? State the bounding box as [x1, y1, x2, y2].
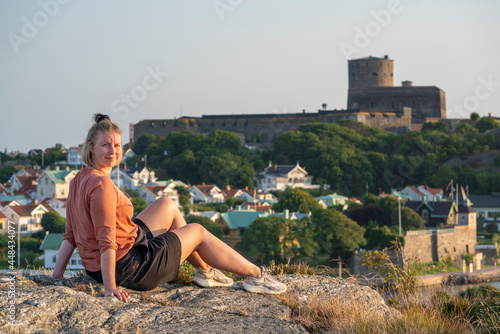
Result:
[272, 263, 480, 334]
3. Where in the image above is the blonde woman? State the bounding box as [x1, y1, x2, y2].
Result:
[53, 114, 286, 302]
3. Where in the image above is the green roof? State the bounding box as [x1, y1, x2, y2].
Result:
[40, 233, 63, 250]
[221, 210, 268, 229]
[316, 193, 348, 206]
[45, 170, 76, 184]
[0, 194, 26, 201]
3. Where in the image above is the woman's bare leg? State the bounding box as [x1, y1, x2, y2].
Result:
[172, 223, 261, 278]
[135, 197, 210, 270]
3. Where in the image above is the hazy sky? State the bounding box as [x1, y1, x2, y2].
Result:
[1, 0, 500, 153]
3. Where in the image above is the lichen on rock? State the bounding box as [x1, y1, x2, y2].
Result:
[0, 273, 399, 333]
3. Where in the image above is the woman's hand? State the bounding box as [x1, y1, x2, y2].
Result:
[104, 287, 129, 302]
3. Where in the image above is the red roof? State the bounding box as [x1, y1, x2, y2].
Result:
[145, 185, 167, 195]
[221, 189, 240, 198]
[419, 185, 442, 195]
[0, 211, 7, 219]
[194, 184, 218, 194]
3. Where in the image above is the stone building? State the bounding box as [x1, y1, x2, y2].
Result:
[133, 56, 442, 145]
[347, 55, 446, 124]
[403, 187, 477, 264]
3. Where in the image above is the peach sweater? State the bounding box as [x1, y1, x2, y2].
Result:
[63, 167, 138, 272]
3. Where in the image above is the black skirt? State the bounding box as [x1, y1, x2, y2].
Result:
[86, 218, 182, 291]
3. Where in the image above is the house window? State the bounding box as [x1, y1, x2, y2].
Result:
[71, 259, 77, 265]
[422, 210, 429, 219]
[45, 178, 48, 185]
[52, 255, 57, 263]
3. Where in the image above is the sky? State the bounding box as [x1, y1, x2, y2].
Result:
[1, 0, 500, 153]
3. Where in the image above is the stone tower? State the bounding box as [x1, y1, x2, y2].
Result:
[348, 55, 393, 89]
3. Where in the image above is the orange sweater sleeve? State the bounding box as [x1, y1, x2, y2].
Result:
[89, 177, 119, 255]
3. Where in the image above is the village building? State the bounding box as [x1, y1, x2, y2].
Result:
[66, 146, 83, 166]
[40, 233, 83, 269]
[187, 210, 221, 222]
[399, 185, 444, 201]
[1, 203, 55, 236]
[468, 193, 500, 233]
[137, 179, 187, 206]
[35, 167, 77, 202]
[255, 162, 317, 191]
[109, 166, 157, 190]
[316, 193, 349, 209]
[189, 184, 225, 203]
[218, 208, 269, 248]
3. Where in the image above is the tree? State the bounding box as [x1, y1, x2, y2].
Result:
[41, 211, 66, 233]
[470, 112, 480, 121]
[346, 204, 391, 227]
[365, 223, 402, 250]
[485, 223, 499, 234]
[273, 188, 322, 213]
[475, 117, 499, 132]
[185, 215, 223, 238]
[175, 185, 191, 209]
[0, 165, 16, 183]
[123, 189, 147, 218]
[311, 208, 366, 258]
[237, 216, 288, 263]
[391, 207, 425, 231]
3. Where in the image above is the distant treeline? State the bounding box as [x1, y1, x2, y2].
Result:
[128, 117, 500, 196]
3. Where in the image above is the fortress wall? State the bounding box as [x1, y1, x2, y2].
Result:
[404, 232, 434, 264]
[347, 86, 445, 123]
[435, 226, 476, 264]
[404, 226, 477, 265]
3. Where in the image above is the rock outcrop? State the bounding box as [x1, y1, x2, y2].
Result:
[0, 273, 399, 333]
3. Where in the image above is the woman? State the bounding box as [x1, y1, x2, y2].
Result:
[53, 114, 286, 302]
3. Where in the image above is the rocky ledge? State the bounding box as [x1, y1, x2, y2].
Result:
[0, 273, 400, 333]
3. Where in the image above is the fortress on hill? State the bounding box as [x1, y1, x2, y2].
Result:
[133, 55, 446, 146]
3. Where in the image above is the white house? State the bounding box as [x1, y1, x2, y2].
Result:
[123, 148, 135, 159]
[67, 147, 83, 166]
[255, 162, 317, 191]
[187, 210, 221, 222]
[399, 185, 443, 201]
[316, 193, 349, 209]
[237, 189, 277, 203]
[189, 184, 225, 203]
[1, 203, 54, 236]
[35, 168, 77, 202]
[40, 232, 83, 270]
[44, 198, 68, 218]
[110, 168, 136, 189]
[111, 167, 158, 190]
[469, 193, 500, 232]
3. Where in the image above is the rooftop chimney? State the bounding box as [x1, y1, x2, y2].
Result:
[273, 164, 278, 172]
[402, 81, 413, 87]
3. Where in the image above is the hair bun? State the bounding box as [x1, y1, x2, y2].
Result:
[95, 114, 111, 123]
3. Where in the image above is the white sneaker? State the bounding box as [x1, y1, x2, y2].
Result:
[242, 267, 287, 295]
[191, 268, 234, 288]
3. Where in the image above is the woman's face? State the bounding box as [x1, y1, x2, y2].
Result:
[90, 131, 122, 170]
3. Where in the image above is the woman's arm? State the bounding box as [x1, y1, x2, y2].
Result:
[52, 240, 76, 278]
[101, 249, 129, 302]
